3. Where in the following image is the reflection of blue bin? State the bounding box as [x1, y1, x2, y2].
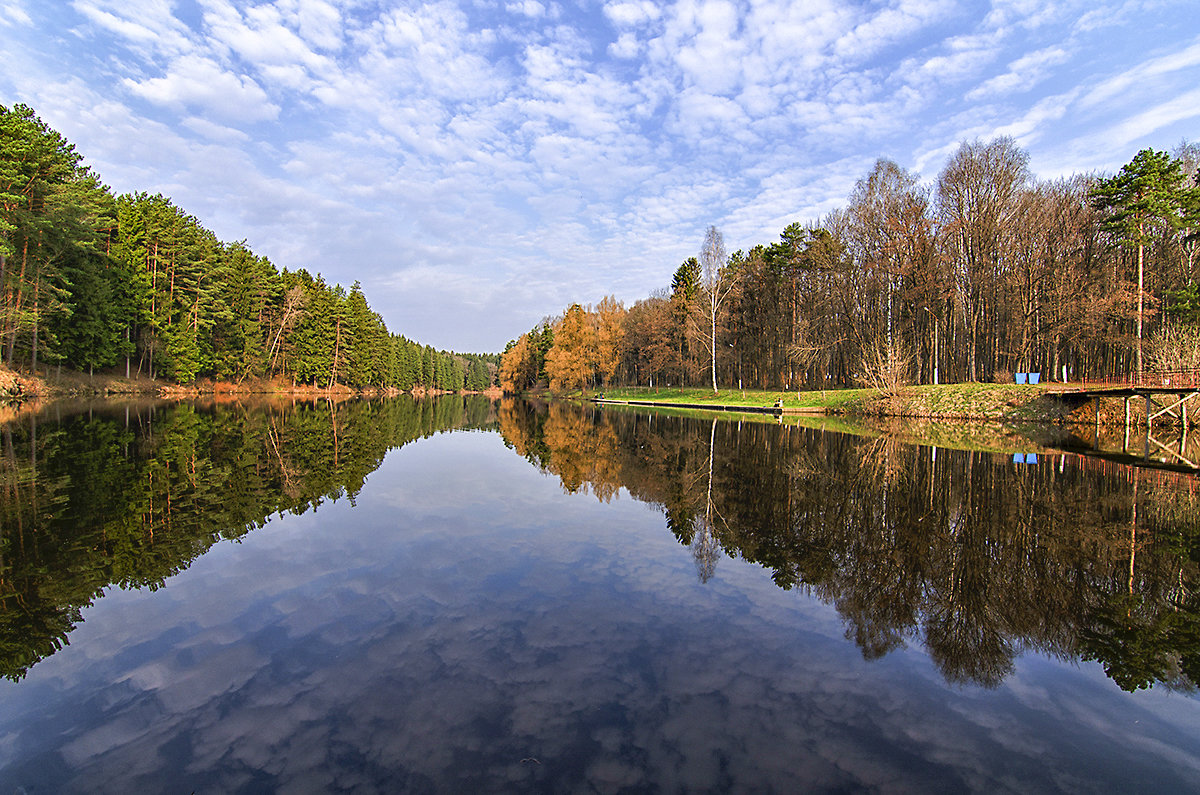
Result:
[1015, 373, 1028, 384]
[1025, 453, 1038, 464]
[1029, 372, 1040, 384]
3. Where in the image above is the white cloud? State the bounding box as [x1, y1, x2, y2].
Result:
[506, 0, 546, 18]
[201, 0, 336, 79]
[357, 4, 506, 104]
[0, 0, 32, 26]
[71, 0, 194, 57]
[832, 0, 957, 62]
[902, 30, 1005, 90]
[181, 115, 252, 143]
[281, 0, 345, 51]
[1078, 36, 1200, 110]
[991, 88, 1078, 146]
[603, 1, 662, 28]
[609, 31, 639, 58]
[1092, 86, 1200, 150]
[983, 0, 1069, 31]
[965, 45, 1071, 100]
[123, 54, 280, 122]
[661, 0, 747, 95]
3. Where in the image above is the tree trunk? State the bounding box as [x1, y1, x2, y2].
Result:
[0, 251, 6, 358]
[1136, 224, 1144, 382]
[328, 318, 341, 389]
[710, 309, 717, 393]
[150, 239, 158, 316]
[7, 238, 28, 366]
[30, 275, 39, 371]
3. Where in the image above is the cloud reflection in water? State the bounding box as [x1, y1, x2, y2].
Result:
[1, 429, 1198, 793]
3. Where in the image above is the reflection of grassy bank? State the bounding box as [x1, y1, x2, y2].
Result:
[589, 383, 1066, 422]
[597, 399, 866, 434]
[595, 398, 1056, 455]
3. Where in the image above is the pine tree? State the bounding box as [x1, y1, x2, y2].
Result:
[1091, 149, 1188, 378]
[1, 104, 109, 369]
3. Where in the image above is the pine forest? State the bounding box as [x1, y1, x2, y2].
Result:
[0, 104, 497, 392]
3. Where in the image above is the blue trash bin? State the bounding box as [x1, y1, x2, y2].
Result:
[1029, 372, 1040, 384]
[1015, 373, 1027, 384]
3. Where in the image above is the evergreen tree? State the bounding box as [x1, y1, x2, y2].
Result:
[1091, 149, 1187, 378]
[1, 104, 107, 369]
[54, 248, 124, 375]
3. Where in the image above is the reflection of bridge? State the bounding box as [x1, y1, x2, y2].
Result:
[1045, 370, 1200, 469]
[1037, 449, 1200, 487]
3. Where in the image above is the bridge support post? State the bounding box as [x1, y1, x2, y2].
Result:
[1124, 397, 1130, 452]
[1146, 392, 1152, 459]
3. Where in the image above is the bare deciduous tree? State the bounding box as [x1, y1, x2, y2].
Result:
[937, 137, 1030, 381]
[697, 225, 736, 393]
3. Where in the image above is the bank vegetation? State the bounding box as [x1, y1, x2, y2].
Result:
[502, 138, 1200, 396]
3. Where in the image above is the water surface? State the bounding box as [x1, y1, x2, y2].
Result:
[1, 397, 1197, 792]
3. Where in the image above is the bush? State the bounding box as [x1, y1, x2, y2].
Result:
[858, 338, 911, 394]
[1148, 322, 1200, 371]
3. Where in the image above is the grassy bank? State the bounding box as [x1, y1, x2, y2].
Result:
[592, 383, 1068, 423]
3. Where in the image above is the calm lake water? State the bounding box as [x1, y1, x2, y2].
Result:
[1, 396, 1198, 793]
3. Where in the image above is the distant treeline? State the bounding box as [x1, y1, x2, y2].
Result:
[503, 138, 1200, 392]
[0, 104, 497, 390]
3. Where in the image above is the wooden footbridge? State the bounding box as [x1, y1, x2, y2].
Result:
[1045, 369, 1200, 469]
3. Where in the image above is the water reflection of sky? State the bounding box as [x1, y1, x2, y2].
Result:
[2, 431, 1199, 793]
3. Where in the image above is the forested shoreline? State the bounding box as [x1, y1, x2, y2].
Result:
[7, 99, 1198, 399]
[503, 138, 1200, 394]
[0, 104, 497, 393]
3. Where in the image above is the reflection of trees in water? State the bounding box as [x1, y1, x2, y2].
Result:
[497, 401, 1200, 690]
[0, 395, 497, 680]
[690, 418, 725, 583]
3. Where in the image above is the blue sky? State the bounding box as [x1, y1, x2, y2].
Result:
[2, 0, 1199, 352]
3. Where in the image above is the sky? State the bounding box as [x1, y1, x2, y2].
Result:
[2, 1, 1199, 353]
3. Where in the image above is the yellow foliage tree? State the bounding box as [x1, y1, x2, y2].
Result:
[499, 334, 534, 393]
[545, 304, 597, 392]
[595, 295, 626, 387]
